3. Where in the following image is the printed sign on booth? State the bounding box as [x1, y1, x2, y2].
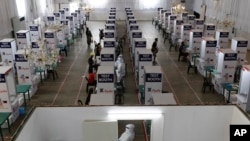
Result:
[224, 53, 237, 61]
[145, 73, 162, 82]
[101, 54, 114, 61]
[0, 42, 11, 48]
[98, 74, 114, 83]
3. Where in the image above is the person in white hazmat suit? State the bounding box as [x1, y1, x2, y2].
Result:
[118, 124, 135, 141]
[115, 55, 126, 82]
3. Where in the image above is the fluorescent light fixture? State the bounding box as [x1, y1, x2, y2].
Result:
[108, 109, 162, 120]
[108, 113, 162, 120]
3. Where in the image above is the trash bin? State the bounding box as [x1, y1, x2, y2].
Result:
[19, 107, 25, 115]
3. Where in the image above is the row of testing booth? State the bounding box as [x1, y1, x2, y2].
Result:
[87, 7, 177, 106]
[125, 8, 177, 105]
[0, 7, 86, 133]
[155, 8, 250, 112]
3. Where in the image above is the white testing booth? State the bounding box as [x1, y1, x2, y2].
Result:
[188, 30, 203, 53]
[197, 37, 217, 76]
[127, 19, 137, 31]
[66, 16, 74, 32]
[103, 38, 116, 48]
[129, 29, 142, 48]
[59, 9, 65, 19]
[231, 37, 248, 65]
[173, 19, 183, 38]
[16, 30, 31, 50]
[104, 30, 116, 38]
[168, 15, 177, 31]
[180, 24, 192, 42]
[47, 15, 55, 25]
[0, 39, 17, 68]
[15, 50, 39, 96]
[105, 23, 116, 30]
[128, 24, 139, 32]
[163, 11, 171, 26]
[60, 19, 70, 38]
[144, 66, 162, 105]
[212, 49, 238, 94]
[203, 23, 216, 37]
[96, 66, 115, 95]
[187, 15, 195, 28]
[194, 19, 204, 30]
[100, 48, 115, 66]
[53, 12, 61, 22]
[29, 25, 41, 41]
[137, 49, 153, 86]
[106, 19, 116, 24]
[216, 30, 230, 49]
[108, 15, 116, 20]
[237, 65, 250, 112]
[14, 106, 250, 141]
[0, 66, 20, 125]
[132, 38, 146, 62]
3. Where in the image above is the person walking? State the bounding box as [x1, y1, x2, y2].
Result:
[151, 38, 159, 65]
[86, 27, 92, 48]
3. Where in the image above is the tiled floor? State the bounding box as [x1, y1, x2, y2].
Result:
[2, 20, 250, 141]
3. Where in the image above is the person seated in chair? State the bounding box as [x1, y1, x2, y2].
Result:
[99, 29, 104, 41]
[178, 41, 189, 62]
[88, 52, 99, 73]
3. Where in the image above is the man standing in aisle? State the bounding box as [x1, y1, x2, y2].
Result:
[151, 38, 159, 65]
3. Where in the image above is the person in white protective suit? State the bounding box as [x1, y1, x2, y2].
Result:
[115, 54, 124, 69]
[116, 57, 126, 83]
[118, 124, 135, 141]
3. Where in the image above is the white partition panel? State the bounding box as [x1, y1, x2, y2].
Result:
[83, 120, 118, 141]
[15, 106, 250, 141]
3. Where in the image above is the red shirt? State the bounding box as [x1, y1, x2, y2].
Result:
[88, 73, 95, 84]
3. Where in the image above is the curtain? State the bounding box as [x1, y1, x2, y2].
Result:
[0, 0, 18, 36]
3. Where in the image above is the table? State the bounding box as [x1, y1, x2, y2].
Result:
[35, 67, 46, 84]
[204, 66, 214, 78]
[221, 83, 239, 103]
[16, 85, 31, 107]
[0, 112, 11, 141]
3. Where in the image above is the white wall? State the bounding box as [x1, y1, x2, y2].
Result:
[0, 32, 13, 40]
[15, 110, 44, 141]
[163, 106, 234, 141]
[15, 106, 250, 141]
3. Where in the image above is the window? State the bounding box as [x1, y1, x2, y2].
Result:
[16, 0, 26, 17]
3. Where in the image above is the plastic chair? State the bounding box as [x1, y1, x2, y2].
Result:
[46, 63, 58, 80]
[187, 60, 197, 74]
[115, 84, 124, 105]
[201, 76, 214, 93]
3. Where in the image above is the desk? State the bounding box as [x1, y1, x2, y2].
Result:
[204, 66, 214, 78]
[0, 112, 11, 141]
[221, 83, 239, 103]
[16, 85, 31, 107]
[35, 67, 46, 84]
[190, 53, 200, 66]
[187, 53, 200, 74]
